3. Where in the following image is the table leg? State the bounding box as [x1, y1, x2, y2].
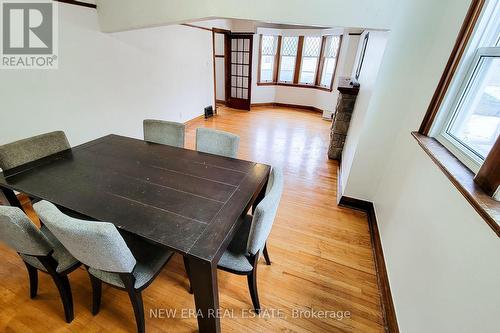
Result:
[187, 257, 220, 333]
[0, 187, 23, 210]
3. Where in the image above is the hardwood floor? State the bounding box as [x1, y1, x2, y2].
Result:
[0, 106, 384, 332]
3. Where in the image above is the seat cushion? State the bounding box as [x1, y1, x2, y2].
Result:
[21, 226, 79, 273]
[217, 214, 253, 273]
[89, 232, 174, 289]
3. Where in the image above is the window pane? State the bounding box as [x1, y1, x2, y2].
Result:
[299, 57, 318, 84]
[261, 36, 276, 55]
[447, 56, 500, 158]
[260, 58, 273, 80]
[325, 36, 341, 58]
[303, 36, 321, 57]
[279, 55, 296, 82]
[281, 37, 298, 56]
[320, 58, 335, 87]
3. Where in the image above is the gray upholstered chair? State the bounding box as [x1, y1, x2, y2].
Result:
[0, 131, 70, 171]
[33, 200, 174, 333]
[0, 131, 70, 209]
[195, 128, 240, 158]
[143, 119, 185, 148]
[185, 167, 283, 312]
[0, 205, 80, 323]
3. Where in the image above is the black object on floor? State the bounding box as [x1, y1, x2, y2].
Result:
[204, 105, 214, 119]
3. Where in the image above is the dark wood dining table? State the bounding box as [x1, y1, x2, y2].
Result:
[0, 134, 270, 333]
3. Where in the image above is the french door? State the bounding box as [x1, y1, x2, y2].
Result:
[225, 33, 253, 110]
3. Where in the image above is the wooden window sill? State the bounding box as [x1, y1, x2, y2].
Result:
[257, 82, 333, 92]
[412, 132, 500, 237]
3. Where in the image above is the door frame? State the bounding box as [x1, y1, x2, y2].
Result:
[212, 28, 230, 114]
[225, 32, 254, 111]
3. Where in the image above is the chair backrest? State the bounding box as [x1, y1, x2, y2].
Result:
[195, 128, 240, 158]
[0, 205, 52, 256]
[33, 201, 136, 273]
[0, 131, 70, 171]
[246, 167, 284, 255]
[143, 119, 185, 148]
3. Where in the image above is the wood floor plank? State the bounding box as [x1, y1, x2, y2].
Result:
[0, 106, 384, 332]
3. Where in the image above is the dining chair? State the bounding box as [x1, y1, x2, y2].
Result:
[0, 205, 80, 323]
[195, 128, 240, 158]
[33, 200, 174, 333]
[143, 119, 185, 148]
[0, 131, 70, 171]
[185, 167, 283, 312]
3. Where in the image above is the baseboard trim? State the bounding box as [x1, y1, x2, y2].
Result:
[216, 99, 226, 105]
[250, 102, 323, 113]
[338, 196, 399, 333]
[184, 114, 206, 126]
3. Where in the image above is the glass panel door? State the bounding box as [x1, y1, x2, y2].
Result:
[226, 34, 253, 110]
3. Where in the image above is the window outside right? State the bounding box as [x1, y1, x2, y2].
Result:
[432, 0, 500, 173]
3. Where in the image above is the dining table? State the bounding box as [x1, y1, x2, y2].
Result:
[0, 134, 270, 333]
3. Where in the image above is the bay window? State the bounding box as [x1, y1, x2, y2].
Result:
[258, 33, 342, 91]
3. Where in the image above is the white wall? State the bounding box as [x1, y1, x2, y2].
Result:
[0, 4, 214, 146]
[251, 33, 360, 111]
[339, 0, 500, 332]
[340, 31, 388, 193]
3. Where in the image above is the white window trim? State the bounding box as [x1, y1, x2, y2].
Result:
[430, 0, 500, 173]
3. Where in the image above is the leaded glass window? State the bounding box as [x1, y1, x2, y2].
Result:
[260, 35, 277, 82]
[320, 36, 341, 87]
[299, 36, 322, 84]
[279, 37, 299, 82]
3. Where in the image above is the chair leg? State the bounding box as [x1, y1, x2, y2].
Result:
[247, 258, 261, 313]
[52, 274, 74, 323]
[183, 256, 193, 294]
[121, 274, 145, 333]
[38, 256, 74, 323]
[127, 288, 145, 333]
[23, 262, 38, 299]
[88, 273, 102, 315]
[263, 243, 271, 265]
